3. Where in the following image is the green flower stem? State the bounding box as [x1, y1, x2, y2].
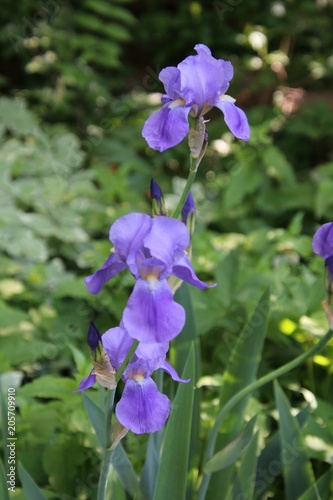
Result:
[197, 327, 333, 500]
[97, 445, 115, 500]
[172, 166, 197, 219]
[97, 339, 139, 500]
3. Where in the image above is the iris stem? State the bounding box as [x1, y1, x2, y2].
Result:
[197, 327, 333, 500]
[97, 389, 116, 499]
[172, 167, 197, 219]
[97, 340, 138, 499]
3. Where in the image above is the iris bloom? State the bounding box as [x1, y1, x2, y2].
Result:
[142, 43, 250, 152]
[312, 222, 333, 294]
[77, 323, 188, 434]
[85, 213, 213, 343]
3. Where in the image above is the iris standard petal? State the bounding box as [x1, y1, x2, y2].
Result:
[115, 377, 170, 434]
[122, 279, 185, 343]
[159, 66, 181, 100]
[172, 255, 215, 289]
[178, 46, 227, 110]
[84, 252, 127, 294]
[312, 222, 333, 259]
[75, 371, 96, 392]
[102, 326, 133, 370]
[160, 360, 190, 383]
[214, 99, 250, 141]
[110, 213, 152, 265]
[144, 216, 190, 269]
[142, 101, 191, 152]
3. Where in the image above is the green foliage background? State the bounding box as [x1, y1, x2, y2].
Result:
[1, 0, 333, 498]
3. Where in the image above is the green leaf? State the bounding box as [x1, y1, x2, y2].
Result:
[254, 405, 311, 500]
[18, 462, 46, 500]
[203, 288, 270, 498]
[112, 443, 142, 499]
[81, 392, 105, 448]
[274, 381, 316, 500]
[298, 467, 333, 500]
[19, 376, 77, 400]
[204, 415, 258, 474]
[153, 345, 195, 500]
[231, 431, 259, 500]
[0, 460, 10, 500]
[0, 299, 29, 329]
[140, 431, 163, 500]
[262, 145, 296, 185]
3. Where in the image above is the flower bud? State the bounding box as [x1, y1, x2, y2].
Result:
[181, 191, 196, 238]
[87, 323, 116, 390]
[150, 178, 168, 216]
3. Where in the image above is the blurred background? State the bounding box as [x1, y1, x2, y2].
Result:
[1, 0, 333, 498]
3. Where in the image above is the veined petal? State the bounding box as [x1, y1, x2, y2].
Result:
[116, 377, 170, 434]
[144, 216, 190, 269]
[110, 213, 152, 274]
[84, 252, 127, 294]
[102, 326, 133, 370]
[214, 98, 250, 141]
[179, 46, 230, 109]
[161, 360, 190, 383]
[159, 66, 181, 100]
[172, 256, 216, 289]
[75, 371, 96, 392]
[122, 279, 185, 343]
[312, 222, 333, 259]
[142, 101, 191, 152]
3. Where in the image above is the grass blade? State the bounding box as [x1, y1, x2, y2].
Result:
[81, 392, 105, 448]
[231, 430, 259, 500]
[153, 344, 195, 500]
[201, 288, 270, 498]
[274, 381, 316, 500]
[204, 415, 257, 474]
[18, 462, 46, 500]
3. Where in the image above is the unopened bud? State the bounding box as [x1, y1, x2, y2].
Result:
[87, 322, 116, 390]
[181, 191, 196, 237]
[150, 178, 168, 216]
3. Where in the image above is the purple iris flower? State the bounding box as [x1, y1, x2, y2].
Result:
[85, 213, 213, 343]
[77, 323, 189, 434]
[312, 222, 333, 290]
[142, 43, 250, 152]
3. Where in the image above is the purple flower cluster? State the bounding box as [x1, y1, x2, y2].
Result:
[79, 207, 213, 434]
[85, 212, 210, 343]
[142, 44, 250, 152]
[78, 323, 188, 434]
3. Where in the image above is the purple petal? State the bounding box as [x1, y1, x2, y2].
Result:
[172, 256, 216, 289]
[159, 66, 181, 100]
[160, 360, 190, 383]
[87, 322, 102, 352]
[178, 46, 230, 110]
[102, 326, 133, 370]
[214, 100, 250, 141]
[312, 222, 333, 259]
[193, 44, 234, 93]
[182, 191, 196, 225]
[84, 253, 127, 294]
[122, 279, 185, 343]
[110, 213, 152, 274]
[142, 101, 191, 152]
[116, 377, 170, 434]
[75, 371, 96, 392]
[135, 342, 169, 372]
[144, 216, 190, 269]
